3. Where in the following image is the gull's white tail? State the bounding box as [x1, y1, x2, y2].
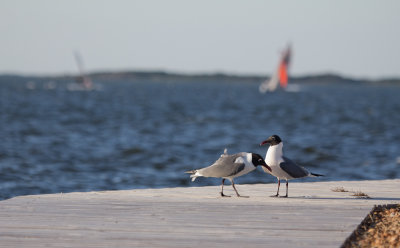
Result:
[185, 170, 200, 182]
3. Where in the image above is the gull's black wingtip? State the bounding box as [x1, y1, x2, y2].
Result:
[310, 172, 324, 177]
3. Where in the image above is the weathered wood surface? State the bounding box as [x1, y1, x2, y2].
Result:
[0, 179, 399, 247]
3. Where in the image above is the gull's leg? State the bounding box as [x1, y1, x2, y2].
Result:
[271, 178, 280, 197]
[220, 178, 231, 197]
[231, 180, 249, 198]
[280, 180, 289, 198]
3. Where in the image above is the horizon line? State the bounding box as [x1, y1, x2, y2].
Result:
[1, 69, 399, 81]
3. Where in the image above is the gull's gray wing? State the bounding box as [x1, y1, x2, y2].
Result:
[199, 153, 246, 178]
[279, 156, 309, 179]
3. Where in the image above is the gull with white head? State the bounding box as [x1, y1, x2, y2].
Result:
[186, 150, 271, 197]
[260, 135, 323, 197]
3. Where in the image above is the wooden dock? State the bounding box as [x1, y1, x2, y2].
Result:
[0, 179, 399, 247]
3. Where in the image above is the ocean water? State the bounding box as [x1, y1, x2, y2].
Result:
[0, 78, 399, 200]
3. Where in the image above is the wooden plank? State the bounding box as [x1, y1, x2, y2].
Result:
[0, 180, 399, 247]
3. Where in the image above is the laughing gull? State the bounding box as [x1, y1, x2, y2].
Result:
[185, 150, 271, 197]
[260, 135, 323, 197]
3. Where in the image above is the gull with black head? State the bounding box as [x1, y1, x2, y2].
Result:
[260, 135, 323, 197]
[186, 150, 271, 197]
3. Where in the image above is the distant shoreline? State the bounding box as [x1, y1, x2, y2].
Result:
[1, 70, 399, 85]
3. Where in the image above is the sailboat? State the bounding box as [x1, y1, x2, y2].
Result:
[259, 44, 294, 93]
[67, 51, 95, 91]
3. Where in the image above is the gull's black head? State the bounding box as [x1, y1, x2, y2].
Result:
[251, 153, 271, 172]
[260, 135, 282, 146]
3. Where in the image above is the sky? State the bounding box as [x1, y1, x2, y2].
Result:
[1, 0, 399, 79]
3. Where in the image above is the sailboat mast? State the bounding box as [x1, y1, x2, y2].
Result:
[74, 51, 93, 89]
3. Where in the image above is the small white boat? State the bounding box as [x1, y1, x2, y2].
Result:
[68, 51, 96, 91]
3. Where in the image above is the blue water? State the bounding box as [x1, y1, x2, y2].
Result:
[0, 78, 399, 200]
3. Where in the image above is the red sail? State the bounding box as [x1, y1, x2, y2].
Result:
[279, 45, 291, 88]
[279, 63, 288, 88]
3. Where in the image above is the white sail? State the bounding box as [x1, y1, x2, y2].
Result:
[259, 72, 279, 93]
[74, 51, 93, 90]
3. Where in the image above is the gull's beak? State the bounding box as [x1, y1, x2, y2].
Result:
[262, 162, 272, 172]
[260, 139, 270, 146]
